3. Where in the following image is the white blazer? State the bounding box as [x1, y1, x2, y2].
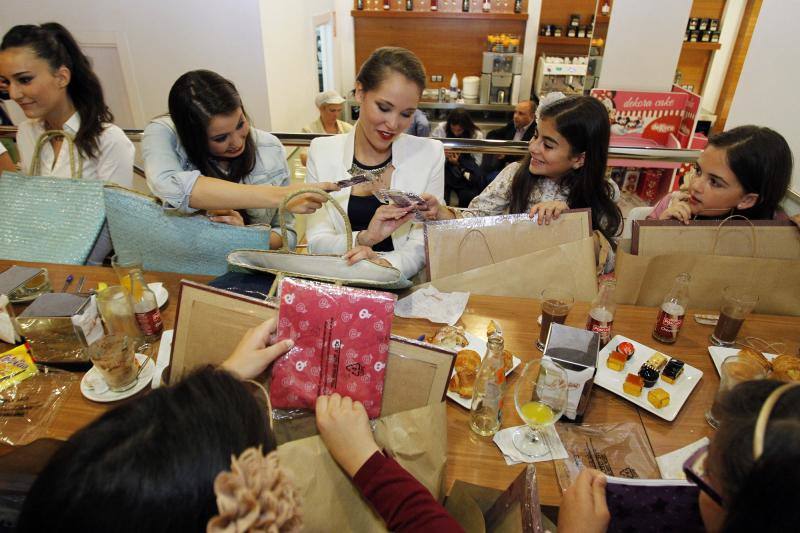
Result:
[305, 127, 445, 279]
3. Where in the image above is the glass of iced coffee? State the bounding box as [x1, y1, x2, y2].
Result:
[710, 287, 758, 347]
[85, 334, 141, 392]
[537, 288, 574, 351]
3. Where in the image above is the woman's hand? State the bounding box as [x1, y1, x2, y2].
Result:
[343, 245, 392, 268]
[529, 200, 569, 224]
[284, 182, 340, 214]
[357, 204, 415, 247]
[419, 193, 455, 221]
[207, 209, 245, 226]
[658, 192, 693, 224]
[557, 469, 610, 533]
[220, 319, 294, 379]
[316, 393, 380, 478]
[790, 214, 800, 230]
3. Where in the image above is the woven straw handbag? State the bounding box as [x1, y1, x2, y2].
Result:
[227, 189, 412, 295]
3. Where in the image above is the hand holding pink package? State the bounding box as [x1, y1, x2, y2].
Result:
[270, 277, 396, 418]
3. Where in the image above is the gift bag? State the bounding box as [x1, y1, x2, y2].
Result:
[424, 210, 592, 280]
[615, 242, 800, 316]
[421, 237, 599, 302]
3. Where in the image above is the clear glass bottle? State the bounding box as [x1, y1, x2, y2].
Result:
[462, 0, 470, 12]
[586, 279, 617, 348]
[482, 1, 491, 13]
[129, 271, 163, 340]
[652, 273, 691, 344]
[470, 334, 507, 436]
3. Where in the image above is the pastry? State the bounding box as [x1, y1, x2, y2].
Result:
[661, 359, 685, 384]
[738, 347, 772, 374]
[643, 353, 668, 372]
[772, 355, 800, 382]
[647, 387, 670, 408]
[617, 341, 635, 360]
[639, 353, 667, 387]
[639, 366, 660, 388]
[606, 351, 627, 372]
[623, 373, 644, 397]
[454, 349, 481, 373]
[448, 368, 477, 398]
[429, 325, 469, 349]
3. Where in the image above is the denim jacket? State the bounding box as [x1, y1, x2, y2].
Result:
[142, 116, 295, 248]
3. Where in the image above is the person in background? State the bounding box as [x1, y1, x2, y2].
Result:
[143, 70, 337, 250]
[432, 108, 485, 207]
[299, 90, 353, 166]
[0, 78, 16, 173]
[18, 319, 463, 533]
[305, 46, 444, 280]
[557, 379, 800, 533]
[648, 125, 794, 224]
[405, 108, 431, 137]
[0, 142, 14, 173]
[480, 98, 537, 183]
[422, 96, 621, 273]
[0, 22, 135, 265]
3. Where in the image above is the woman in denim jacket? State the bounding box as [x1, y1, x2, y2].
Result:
[143, 70, 336, 250]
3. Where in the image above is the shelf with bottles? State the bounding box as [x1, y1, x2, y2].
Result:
[536, 36, 591, 46]
[353, 0, 527, 18]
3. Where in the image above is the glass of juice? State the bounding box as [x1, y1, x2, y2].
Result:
[512, 358, 568, 457]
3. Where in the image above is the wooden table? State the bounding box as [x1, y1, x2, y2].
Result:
[3, 260, 800, 506]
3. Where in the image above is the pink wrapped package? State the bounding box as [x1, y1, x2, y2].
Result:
[270, 277, 396, 418]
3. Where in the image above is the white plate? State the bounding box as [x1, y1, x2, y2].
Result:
[446, 331, 521, 409]
[80, 353, 155, 402]
[707, 346, 777, 376]
[595, 335, 703, 422]
[148, 282, 169, 308]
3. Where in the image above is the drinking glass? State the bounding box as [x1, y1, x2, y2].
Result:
[537, 288, 574, 350]
[705, 355, 766, 428]
[84, 334, 141, 392]
[111, 250, 144, 297]
[95, 285, 143, 339]
[710, 287, 758, 347]
[512, 358, 569, 457]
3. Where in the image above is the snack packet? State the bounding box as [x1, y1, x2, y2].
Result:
[0, 344, 38, 393]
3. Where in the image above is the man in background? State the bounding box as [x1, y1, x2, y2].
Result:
[479, 98, 537, 184]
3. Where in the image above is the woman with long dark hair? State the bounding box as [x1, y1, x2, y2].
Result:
[143, 70, 336, 249]
[432, 108, 485, 207]
[0, 22, 135, 263]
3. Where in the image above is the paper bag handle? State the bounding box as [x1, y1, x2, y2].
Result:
[456, 228, 497, 266]
[711, 215, 758, 257]
[30, 130, 84, 178]
[278, 188, 352, 253]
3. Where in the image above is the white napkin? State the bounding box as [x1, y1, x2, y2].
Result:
[656, 437, 709, 479]
[394, 286, 469, 325]
[493, 424, 569, 465]
[0, 294, 21, 344]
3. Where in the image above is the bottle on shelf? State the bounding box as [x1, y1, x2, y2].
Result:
[431, 0, 438, 11]
[586, 279, 617, 348]
[129, 271, 163, 340]
[462, 0, 470, 12]
[406, 0, 413, 10]
[469, 334, 507, 436]
[652, 273, 690, 344]
[449, 73, 459, 101]
[482, 1, 491, 13]
[357, 0, 364, 10]
[514, 0, 522, 13]
[601, 1, 611, 15]
[383, 0, 390, 10]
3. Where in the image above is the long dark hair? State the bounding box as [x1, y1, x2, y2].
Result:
[167, 70, 256, 183]
[711, 380, 800, 532]
[707, 125, 793, 220]
[1, 23, 113, 159]
[18, 368, 274, 532]
[509, 96, 621, 243]
[356, 46, 426, 95]
[445, 108, 479, 139]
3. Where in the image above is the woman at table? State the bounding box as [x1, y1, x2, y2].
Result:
[0, 23, 135, 264]
[305, 46, 444, 280]
[421, 96, 622, 273]
[557, 379, 800, 533]
[143, 70, 338, 250]
[431, 108, 486, 207]
[18, 319, 462, 533]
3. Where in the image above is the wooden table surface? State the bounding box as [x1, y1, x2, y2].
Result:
[3, 260, 799, 506]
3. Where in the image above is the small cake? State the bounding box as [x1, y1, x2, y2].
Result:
[643, 353, 668, 372]
[606, 351, 627, 372]
[623, 373, 644, 397]
[617, 341, 635, 360]
[639, 366, 659, 387]
[662, 359, 685, 384]
[647, 387, 670, 409]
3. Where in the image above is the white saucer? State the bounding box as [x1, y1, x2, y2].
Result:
[147, 282, 169, 308]
[81, 354, 155, 402]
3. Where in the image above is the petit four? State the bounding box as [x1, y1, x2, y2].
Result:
[647, 387, 670, 409]
[606, 351, 627, 372]
[617, 341, 635, 360]
[661, 359, 685, 384]
[623, 373, 644, 397]
[639, 352, 668, 387]
[643, 352, 668, 372]
[639, 366, 659, 388]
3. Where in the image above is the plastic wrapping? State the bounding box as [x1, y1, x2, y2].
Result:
[269, 277, 396, 419]
[0, 365, 79, 445]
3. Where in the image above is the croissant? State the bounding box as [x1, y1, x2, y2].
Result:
[738, 347, 772, 373]
[430, 325, 469, 349]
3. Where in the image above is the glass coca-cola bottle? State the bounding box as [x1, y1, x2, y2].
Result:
[652, 273, 691, 344]
[586, 279, 617, 348]
[129, 271, 163, 340]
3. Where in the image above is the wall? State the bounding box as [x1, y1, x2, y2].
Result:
[0, 0, 272, 130]
[599, 0, 692, 91]
[726, 1, 800, 214]
[699, 0, 745, 112]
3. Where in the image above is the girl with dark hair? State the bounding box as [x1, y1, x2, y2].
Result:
[557, 379, 800, 533]
[0, 22, 135, 263]
[649, 125, 794, 223]
[424, 96, 622, 271]
[143, 70, 336, 248]
[305, 46, 444, 280]
[432, 108, 486, 207]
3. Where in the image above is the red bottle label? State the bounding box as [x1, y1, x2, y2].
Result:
[135, 308, 163, 336]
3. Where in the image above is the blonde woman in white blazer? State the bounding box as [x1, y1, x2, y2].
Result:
[305, 47, 444, 280]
